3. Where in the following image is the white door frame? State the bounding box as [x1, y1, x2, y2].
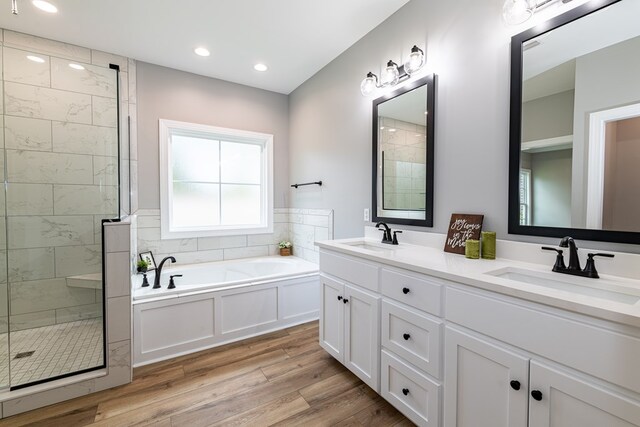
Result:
[586, 103, 640, 229]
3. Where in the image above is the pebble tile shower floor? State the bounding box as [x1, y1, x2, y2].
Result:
[0, 318, 103, 387]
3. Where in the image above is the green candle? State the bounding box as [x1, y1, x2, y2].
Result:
[465, 239, 480, 259]
[481, 231, 496, 260]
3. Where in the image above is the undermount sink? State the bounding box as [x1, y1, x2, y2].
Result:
[340, 240, 398, 253]
[487, 267, 640, 305]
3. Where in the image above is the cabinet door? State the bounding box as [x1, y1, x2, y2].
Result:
[529, 361, 640, 427]
[344, 283, 380, 391]
[319, 274, 344, 362]
[444, 326, 529, 427]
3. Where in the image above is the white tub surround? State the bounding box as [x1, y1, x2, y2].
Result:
[133, 256, 319, 366]
[316, 231, 640, 426]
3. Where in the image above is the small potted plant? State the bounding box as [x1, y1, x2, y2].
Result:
[137, 259, 149, 273]
[278, 240, 292, 256]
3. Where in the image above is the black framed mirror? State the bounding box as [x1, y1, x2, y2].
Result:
[372, 74, 436, 227]
[508, 0, 640, 244]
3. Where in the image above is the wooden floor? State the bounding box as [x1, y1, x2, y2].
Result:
[0, 321, 413, 427]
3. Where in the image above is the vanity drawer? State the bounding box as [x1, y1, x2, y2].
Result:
[382, 299, 441, 378]
[446, 286, 640, 394]
[320, 250, 379, 292]
[381, 268, 442, 316]
[381, 349, 440, 427]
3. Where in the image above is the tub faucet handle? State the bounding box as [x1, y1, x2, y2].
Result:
[168, 274, 183, 290]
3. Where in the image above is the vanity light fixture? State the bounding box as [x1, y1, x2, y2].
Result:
[11, 0, 17, 14]
[502, 0, 574, 25]
[27, 55, 45, 63]
[254, 63, 268, 72]
[360, 45, 425, 96]
[32, 0, 57, 13]
[68, 63, 85, 70]
[194, 47, 210, 57]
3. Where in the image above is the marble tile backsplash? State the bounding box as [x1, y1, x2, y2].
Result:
[135, 208, 333, 267]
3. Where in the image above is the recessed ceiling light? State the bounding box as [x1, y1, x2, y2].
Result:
[380, 126, 385, 130]
[69, 63, 85, 70]
[27, 55, 45, 63]
[389, 128, 397, 132]
[254, 63, 268, 72]
[194, 47, 210, 57]
[32, 0, 58, 13]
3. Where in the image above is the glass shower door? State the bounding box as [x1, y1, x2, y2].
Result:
[1, 45, 119, 389]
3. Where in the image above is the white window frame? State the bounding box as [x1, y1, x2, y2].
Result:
[159, 119, 273, 239]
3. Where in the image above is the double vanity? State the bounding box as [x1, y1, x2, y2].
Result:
[316, 230, 640, 426]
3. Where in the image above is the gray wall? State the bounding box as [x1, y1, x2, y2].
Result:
[136, 62, 290, 209]
[522, 90, 574, 142]
[572, 36, 640, 227]
[289, 0, 512, 239]
[531, 149, 572, 228]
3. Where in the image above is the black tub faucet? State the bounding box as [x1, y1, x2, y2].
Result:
[375, 222, 393, 244]
[154, 256, 176, 289]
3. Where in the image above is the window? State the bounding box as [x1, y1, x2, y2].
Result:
[159, 119, 273, 239]
[519, 168, 531, 226]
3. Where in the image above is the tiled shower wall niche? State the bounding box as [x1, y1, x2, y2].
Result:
[135, 208, 333, 266]
[0, 29, 137, 332]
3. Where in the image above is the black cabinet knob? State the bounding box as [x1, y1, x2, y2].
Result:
[343, 298, 349, 304]
[337, 295, 342, 301]
[531, 390, 543, 401]
[402, 287, 410, 294]
[510, 380, 521, 391]
[403, 333, 411, 341]
[402, 388, 410, 396]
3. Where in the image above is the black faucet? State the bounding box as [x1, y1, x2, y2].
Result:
[542, 237, 614, 279]
[375, 222, 393, 244]
[153, 256, 176, 289]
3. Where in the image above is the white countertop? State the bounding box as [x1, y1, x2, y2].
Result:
[316, 237, 640, 328]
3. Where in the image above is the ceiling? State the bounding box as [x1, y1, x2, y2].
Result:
[0, 0, 410, 94]
[379, 85, 427, 126]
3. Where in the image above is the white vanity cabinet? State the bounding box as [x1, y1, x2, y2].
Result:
[319, 273, 381, 390]
[444, 287, 640, 427]
[318, 245, 640, 427]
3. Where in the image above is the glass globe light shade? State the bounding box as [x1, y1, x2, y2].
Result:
[381, 61, 400, 87]
[360, 72, 378, 96]
[404, 45, 425, 75]
[502, 0, 534, 25]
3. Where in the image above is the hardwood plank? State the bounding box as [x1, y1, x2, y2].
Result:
[260, 347, 331, 380]
[209, 391, 310, 427]
[271, 383, 379, 426]
[298, 370, 362, 406]
[0, 321, 409, 427]
[94, 349, 287, 421]
[393, 419, 417, 426]
[170, 357, 346, 426]
[350, 399, 409, 426]
[89, 369, 267, 427]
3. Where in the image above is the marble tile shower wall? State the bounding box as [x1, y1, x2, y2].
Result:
[0, 29, 138, 332]
[135, 208, 333, 266]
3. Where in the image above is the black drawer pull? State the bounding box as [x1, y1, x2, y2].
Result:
[402, 287, 410, 294]
[402, 388, 410, 396]
[403, 333, 411, 341]
[337, 295, 342, 301]
[343, 298, 349, 304]
[531, 390, 542, 401]
[510, 380, 520, 391]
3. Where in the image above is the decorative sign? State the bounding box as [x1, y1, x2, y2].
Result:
[444, 213, 484, 254]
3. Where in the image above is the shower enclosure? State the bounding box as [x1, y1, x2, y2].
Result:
[0, 44, 123, 389]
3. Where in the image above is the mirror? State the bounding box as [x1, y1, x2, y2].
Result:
[373, 75, 436, 227]
[509, 0, 640, 244]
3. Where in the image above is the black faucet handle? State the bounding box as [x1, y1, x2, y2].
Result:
[541, 246, 566, 272]
[168, 274, 182, 290]
[588, 253, 614, 259]
[379, 228, 391, 243]
[392, 230, 402, 245]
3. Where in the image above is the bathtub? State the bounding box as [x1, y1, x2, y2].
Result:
[132, 256, 319, 366]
